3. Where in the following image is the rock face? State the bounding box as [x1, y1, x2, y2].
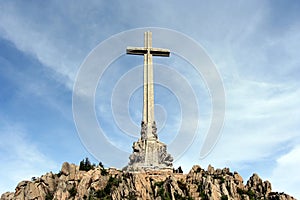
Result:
[1, 163, 296, 200]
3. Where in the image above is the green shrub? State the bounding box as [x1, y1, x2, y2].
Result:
[98, 162, 104, 168]
[79, 157, 94, 171]
[200, 192, 209, 200]
[221, 195, 228, 200]
[177, 180, 188, 195]
[237, 188, 244, 195]
[56, 171, 63, 177]
[174, 192, 193, 200]
[213, 175, 225, 184]
[237, 188, 256, 200]
[101, 168, 108, 176]
[45, 192, 54, 200]
[199, 190, 209, 200]
[128, 191, 137, 200]
[154, 181, 164, 187]
[95, 176, 121, 199]
[154, 181, 172, 200]
[68, 186, 77, 197]
[175, 166, 183, 173]
[226, 185, 232, 196]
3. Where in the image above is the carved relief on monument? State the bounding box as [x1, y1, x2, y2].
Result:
[140, 122, 147, 140]
[158, 144, 173, 167]
[128, 140, 145, 165]
[151, 121, 158, 139]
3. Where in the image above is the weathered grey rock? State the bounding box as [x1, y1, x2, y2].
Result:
[60, 162, 77, 181]
[61, 162, 71, 176]
[207, 164, 215, 174]
[234, 171, 244, 188]
[264, 180, 272, 196]
[0, 192, 13, 200]
[269, 192, 296, 200]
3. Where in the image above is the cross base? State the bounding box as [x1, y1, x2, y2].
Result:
[125, 138, 173, 172]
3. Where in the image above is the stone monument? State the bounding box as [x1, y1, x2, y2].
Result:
[125, 31, 173, 171]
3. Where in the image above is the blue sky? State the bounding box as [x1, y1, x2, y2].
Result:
[0, 0, 300, 198]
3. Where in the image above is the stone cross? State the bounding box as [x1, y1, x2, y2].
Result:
[125, 31, 173, 170]
[127, 31, 170, 140]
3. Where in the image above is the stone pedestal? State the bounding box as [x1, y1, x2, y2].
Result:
[125, 137, 173, 171]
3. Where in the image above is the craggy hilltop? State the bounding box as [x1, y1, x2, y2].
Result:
[1, 160, 296, 200]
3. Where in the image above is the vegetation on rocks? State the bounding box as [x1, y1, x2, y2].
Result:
[79, 157, 95, 172]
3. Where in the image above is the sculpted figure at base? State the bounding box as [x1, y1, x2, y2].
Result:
[128, 141, 145, 165]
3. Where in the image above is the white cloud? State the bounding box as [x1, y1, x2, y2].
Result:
[0, 1, 90, 89]
[215, 78, 299, 160]
[174, 77, 300, 183]
[269, 145, 300, 199]
[0, 123, 59, 194]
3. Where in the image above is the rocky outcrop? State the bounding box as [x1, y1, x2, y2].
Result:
[1, 163, 296, 200]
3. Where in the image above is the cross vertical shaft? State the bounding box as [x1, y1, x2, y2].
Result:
[143, 32, 154, 138]
[127, 31, 170, 140]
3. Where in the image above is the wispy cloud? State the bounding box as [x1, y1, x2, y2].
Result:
[0, 122, 59, 194]
[270, 145, 300, 198]
[0, 1, 95, 89]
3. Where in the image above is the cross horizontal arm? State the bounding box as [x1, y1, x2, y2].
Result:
[150, 48, 170, 57]
[126, 47, 147, 55]
[126, 47, 170, 57]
